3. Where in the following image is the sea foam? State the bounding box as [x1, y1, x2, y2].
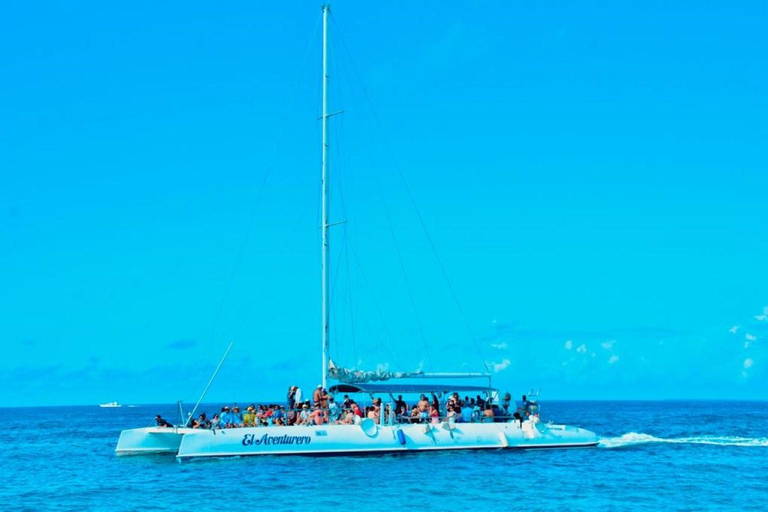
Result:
[599, 432, 768, 449]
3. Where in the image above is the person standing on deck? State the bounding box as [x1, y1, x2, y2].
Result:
[294, 386, 303, 407]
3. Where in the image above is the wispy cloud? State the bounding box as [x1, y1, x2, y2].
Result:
[601, 340, 615, 350]
[490, 342, 508, 350]
[576, 344, 587, 354]
[165, 339, 197, 350]
[492, 359, 511, 373]
[744, 358, 754, 369]
[729, 325, 740, 334]
[608, 355, 620, 364]
[745, 333, 757, 342]
[564, 340, 573, 350]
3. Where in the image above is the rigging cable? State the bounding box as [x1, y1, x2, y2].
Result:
[332, 16, 491, 375]
[208, 16, 322, 352]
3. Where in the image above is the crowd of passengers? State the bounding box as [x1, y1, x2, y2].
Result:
[155, 385, 535, 429]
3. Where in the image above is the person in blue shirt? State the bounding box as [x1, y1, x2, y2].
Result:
[220, 406, 232, 428]
[231, 406, 243, 427]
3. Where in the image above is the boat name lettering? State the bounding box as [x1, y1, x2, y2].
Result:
[241, 433, 312, 447]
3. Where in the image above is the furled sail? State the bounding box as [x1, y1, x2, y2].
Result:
[327, 359, 424, 384]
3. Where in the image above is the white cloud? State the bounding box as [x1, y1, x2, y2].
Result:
[601, 340, 615, 350]
[744, 341, 751, 349]
[729, 325, 740, 334]
[564, 340, 573, 350]
[591, 352, 596, 358]
[744, 358, 754, 369]
[576, 344, 587, 354]
[490, 342, 508, 350]
[492, 359, 511, 373]
[745, 333, 757, 341]
[608, 355, 620, 364]
[756, 315, 768, 322]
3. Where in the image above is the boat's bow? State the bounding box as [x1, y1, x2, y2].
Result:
[115, 426, 193, 456]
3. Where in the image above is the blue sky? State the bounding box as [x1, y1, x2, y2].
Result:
[1, 1, 766, 406]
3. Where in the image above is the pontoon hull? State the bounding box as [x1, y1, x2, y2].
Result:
[115, 427, 194, 455]
[115, 419, 598, 458]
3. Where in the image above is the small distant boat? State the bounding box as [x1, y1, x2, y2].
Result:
[100, 401, 122, 408]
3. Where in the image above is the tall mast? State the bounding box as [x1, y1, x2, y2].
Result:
[321, 4, 331, 390]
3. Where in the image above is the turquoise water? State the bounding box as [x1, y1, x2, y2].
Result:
[1, 401, 766, 511]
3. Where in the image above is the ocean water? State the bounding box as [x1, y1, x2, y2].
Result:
[1, 401, 766, 511]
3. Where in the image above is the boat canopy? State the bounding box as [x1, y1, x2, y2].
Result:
[327, 359, 425, 384]
[328, 383, 496, 395]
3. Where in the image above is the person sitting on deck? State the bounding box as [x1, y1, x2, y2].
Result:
[460, 402, 473, 423]
[482, 404, 494, 423]
[194, 413, 211, 429]
[298, 403, 311, 425]
[210, 413, 221, 429]
[342, 394, 352, 410]
[231, 406, 243, 427]
[287, 407, 297, 426]
[310, 405, 326, 425]
[328, 397, 339, 422]
[155, 415, 173, 428]
[242, 406, 255, 427]
[220, 406, 232, 428]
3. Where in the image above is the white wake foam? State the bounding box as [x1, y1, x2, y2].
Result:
[599, 432, 768, 449]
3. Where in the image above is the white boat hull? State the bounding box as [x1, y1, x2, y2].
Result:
[116, 419, 598, 458]
[116, 427, 194, 455]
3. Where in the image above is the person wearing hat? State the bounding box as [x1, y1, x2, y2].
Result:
[287, 386, 297, 410]
[220, 406, 232, 428]
[243, 406, 255, 427]
[298, 403, 311, 425]
[312, 385, 323, 407]
[232, 406, 243, 427]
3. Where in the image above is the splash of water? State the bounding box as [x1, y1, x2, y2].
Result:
[599, 432, 768, 449]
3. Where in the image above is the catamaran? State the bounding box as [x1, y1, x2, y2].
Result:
[100, 401, 122, 408]
[116, 5, 598, 458]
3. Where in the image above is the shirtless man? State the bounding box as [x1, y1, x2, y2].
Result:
[312, 385, 323, 407]
[418, 394, 430, 422]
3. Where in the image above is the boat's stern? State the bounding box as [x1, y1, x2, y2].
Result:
[115, 427, 189, 456]
[531, 422, 599, 448]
